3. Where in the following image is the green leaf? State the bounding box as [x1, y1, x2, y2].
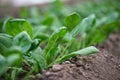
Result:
[6, 46, 22, 66]
[0, 33, 12, 54]
[29, 39, 40, 51]
[0, 53, 22, 76]
[43, 27, 67, 65]
[57, 46, 99, 63]
[7, 54, 22, 67]
[3, 18, 33, 38]
[64, 12, 81, 31]
[31, 47, 46, 70]
[0, 55, 9, 75]
[71, 14, 96, 37]
[13, 31, 31, 53]
[42, 16, 54, 27]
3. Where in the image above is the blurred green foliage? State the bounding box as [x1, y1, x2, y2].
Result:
[0, 0, 120, 79]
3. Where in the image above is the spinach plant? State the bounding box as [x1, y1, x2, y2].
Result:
[0, 17, 99, 80]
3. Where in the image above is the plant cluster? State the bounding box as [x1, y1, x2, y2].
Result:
[0, 0, 120, 79]
[0, 16, 99, 79]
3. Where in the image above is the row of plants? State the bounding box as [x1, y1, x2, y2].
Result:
[0, 0, 120, 79]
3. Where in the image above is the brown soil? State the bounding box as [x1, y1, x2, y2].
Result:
[42, 31, 120, 80]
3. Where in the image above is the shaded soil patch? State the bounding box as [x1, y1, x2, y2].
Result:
[43, 31, 120, 80]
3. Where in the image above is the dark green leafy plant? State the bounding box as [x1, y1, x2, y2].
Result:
[1, 0, 120, 79]
[0, 18, 99, 79]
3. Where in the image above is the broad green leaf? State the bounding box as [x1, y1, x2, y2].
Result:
[13, 31, 31, 53]
[0, 53, 22, 75]
[7, 54, 22, 67]
[42, 16, 54, 27]
[57, 46, 99, 63]
[43, 27, 67, 65]
[0, 33, 12, 54]
[6, 46, 22, 66]
[31, 47, 46, 70]
[29, 39, 40, 51]
[3, 18, 33, 38]
[0, 55, 9, 75]
[64, 12, 81, 31]
[71, 14, 96, 37]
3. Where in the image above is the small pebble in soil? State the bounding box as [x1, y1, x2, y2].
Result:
[84, 64, 91, 70]
[63, 61, 71, 64]
[69, 64, 76, 68]
[76, 60, 85, 67]
[45, 72, 51, 76]
[52, 64, 63, 72]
